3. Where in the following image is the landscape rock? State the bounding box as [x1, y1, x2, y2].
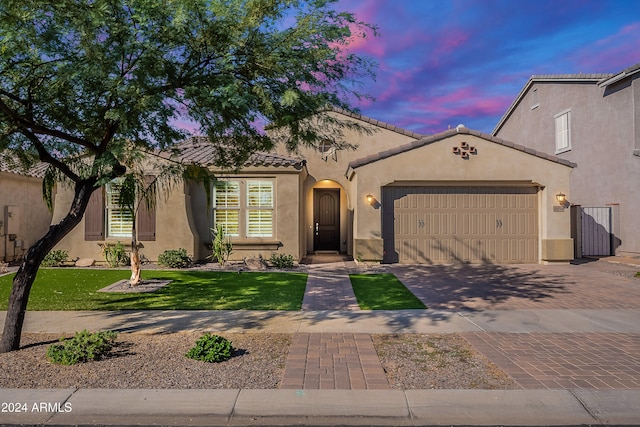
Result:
[75, 258, 95, 267]
[244, 257, 268, 271]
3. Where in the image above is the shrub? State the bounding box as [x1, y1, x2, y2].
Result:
[41, 250, 69, 267]
[269, 253, 295, 269]
[158, 248, 192, 268]
[210, 225, 232, 266]
[185, 333, 233, 363]
[102, 242, 129, 267]
[46, 330, 118, 365]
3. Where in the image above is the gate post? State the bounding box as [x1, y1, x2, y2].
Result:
[570, 204, 582, 259]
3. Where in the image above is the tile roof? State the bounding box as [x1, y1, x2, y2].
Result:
[0, 152, 48, 178]
[598, 62, 640, 87]
[528, 73, 613, 81]
[168, 137, 306, 170]
[332, 108, 426, 139]
[347, 126, 576, 172]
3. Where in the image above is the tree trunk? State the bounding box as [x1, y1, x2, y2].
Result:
[0, 181, 96, 353]
[129, 219, 141, 286]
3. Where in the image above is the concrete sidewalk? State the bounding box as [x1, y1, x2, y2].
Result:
[7, 307, 640, 334]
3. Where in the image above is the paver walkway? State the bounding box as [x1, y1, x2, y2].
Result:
[289, 257, 388, 389]
[301, 257, 359, 311]
[281, 332, 390, 390]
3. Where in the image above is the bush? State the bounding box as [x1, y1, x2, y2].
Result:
[270, 253, 295, 269]
[210, 224, 232, 266]
[46, 330, 118, 365]
[157, 248, 192, 268]
[41, 250, 69, 267]
[185, 333, 233, 363]
[102, 242, 129, 267]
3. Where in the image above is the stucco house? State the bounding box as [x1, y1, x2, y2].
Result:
[492, 62, 640, 258]
[51, 111, 575, 265]
[0, 155, 52, 263]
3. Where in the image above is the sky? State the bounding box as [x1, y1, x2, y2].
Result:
[337, 0, 640, 135]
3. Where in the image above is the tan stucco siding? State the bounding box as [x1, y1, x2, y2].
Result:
[52, 183, 197, 262]
[189, 170, 302, 262]
[350, 133, 573, 263]
[285, 112, 422, 256]
[0, 173, 52, 262]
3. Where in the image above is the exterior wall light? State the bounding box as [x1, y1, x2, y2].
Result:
[366, 194, 374, 205]
[555, 193, 566, 205]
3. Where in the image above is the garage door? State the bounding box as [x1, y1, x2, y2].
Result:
[382, 186, 538, 264]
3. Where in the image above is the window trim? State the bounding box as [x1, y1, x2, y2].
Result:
[554, 110, 571, 154]
[212, 178, 275, 239]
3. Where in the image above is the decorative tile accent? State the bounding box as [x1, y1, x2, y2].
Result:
[452, 141, 477, 159]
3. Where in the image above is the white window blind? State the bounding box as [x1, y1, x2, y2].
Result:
[213, 181, 240, 236]
[555, 111, 571, 153]
[105, 181, 133, 238]
[247, 180, 273, 237]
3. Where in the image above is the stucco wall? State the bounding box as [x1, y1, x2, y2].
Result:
[495, 79, 640, 255]
[349, 133, 573, 263]
[189, 168, 303, 262]
[282, 112, 421, 256]
[0, 172, 52, 262]
[52, 182, 197, 263]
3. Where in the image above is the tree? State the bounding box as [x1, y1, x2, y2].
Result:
[0, 0, 376, 352]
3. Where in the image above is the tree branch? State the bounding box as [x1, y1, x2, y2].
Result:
[21, 129, 82, 182]
[0, 97, 96, 150]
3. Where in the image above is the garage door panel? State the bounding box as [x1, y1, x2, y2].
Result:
[383, 186, 538, 264]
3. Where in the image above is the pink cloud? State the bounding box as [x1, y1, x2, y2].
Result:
[572, 22, 640, 71]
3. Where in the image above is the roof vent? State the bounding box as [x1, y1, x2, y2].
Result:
[456, 124, 466, 132]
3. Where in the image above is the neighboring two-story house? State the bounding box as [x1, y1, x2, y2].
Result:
[493, 63, 640, 258]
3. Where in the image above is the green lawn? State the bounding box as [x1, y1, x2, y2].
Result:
[349, 273, 426, 310]
[0, 269, 308, 310]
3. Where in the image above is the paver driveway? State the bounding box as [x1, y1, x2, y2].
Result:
[389, 258, 640, 390]
[388, 259, 640, 310]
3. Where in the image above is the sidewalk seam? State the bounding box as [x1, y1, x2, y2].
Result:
[227, 389, 242, 423]
[457, 311, 486, 331]
[44, 387, 78, 425]
[568, 388, 600, 424]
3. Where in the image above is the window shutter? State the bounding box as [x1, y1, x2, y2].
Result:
[138, 176, 156, 241]
[85, 188, 104, 241]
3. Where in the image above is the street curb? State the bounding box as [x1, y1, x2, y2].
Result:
[1, 388, 639, 426]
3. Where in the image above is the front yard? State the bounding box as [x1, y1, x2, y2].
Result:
[0, 269, 308, 311]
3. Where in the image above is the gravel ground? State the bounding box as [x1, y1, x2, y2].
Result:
[0, 332, 516, 390]
[0, 333, 290, 389]
[373, 333, 517, 390]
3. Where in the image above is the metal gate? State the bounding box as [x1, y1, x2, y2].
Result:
[581, 207, 612, 256]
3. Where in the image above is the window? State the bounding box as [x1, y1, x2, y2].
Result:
[213, 181, 240, 236]
[247, 180, 273, 237]
[84, 178, 156, 242]
[105, 180, 133, 238]
[555, 110, 571, 153]
[213, 179, 274, 238]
